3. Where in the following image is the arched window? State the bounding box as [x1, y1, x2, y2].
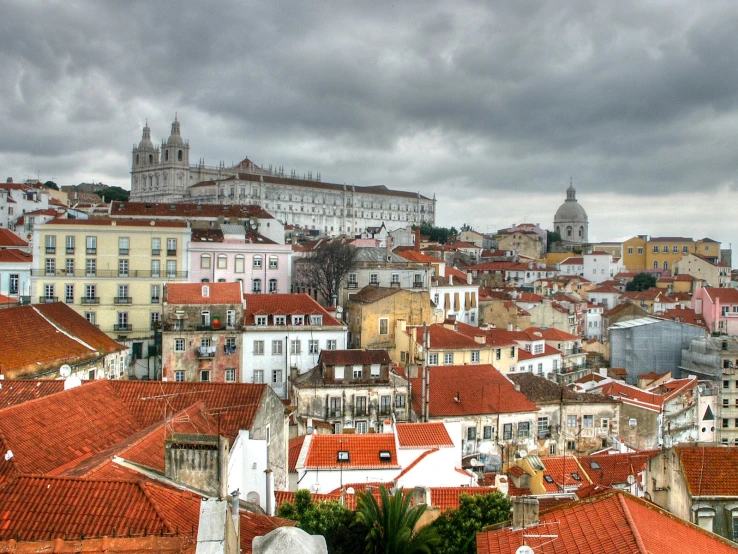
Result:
[566, 226, 573, 238]
[269, 256, 279, 269]
[217, 254, 227, 269]
[663, 261, 668, 271]
[165, 150, 169, 161]
[252, 279, 262, 293]
[653, 261, 659, 269]
[269, 279, 277, 293]
[235, 255, 245, 273]
[178, 150, 183, 161]
[200, 254, 211, 269]
[578, 226, 583, 237]
[253, 255, 263, 269]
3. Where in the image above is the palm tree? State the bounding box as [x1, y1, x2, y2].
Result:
[356, 485, 440, 554]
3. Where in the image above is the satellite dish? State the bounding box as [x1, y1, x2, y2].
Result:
[626, 474, 636, 485]
[469, 457, 484, 467]
[515, 546, 534, 554]
[336, 306, 343, 313]
[59, 364, 72, 378]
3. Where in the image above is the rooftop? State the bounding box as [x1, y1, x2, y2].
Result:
[166, 282, 243, 305]
[395, 422, 454, 449]
[303, 434, 399, 470]
[243, 293, 343, 326]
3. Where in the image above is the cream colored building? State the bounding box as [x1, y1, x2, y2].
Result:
[675, 253, 730, 288]
[32, 219, 191, 374]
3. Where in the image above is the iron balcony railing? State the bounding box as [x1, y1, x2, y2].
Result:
[31, 269, 188, 278]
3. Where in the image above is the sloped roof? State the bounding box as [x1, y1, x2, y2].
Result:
[410, 365, 539, 417]
[397, 250, 442, 264]
[166, 282, 243, 305]
[701, 287, 738, 305]
[319, 349, 391, 366]
[243, 294, 342, 326]
[348, 285, 402, 304]
[0, 229, 28, 247]
[289, 436, 307, 473]
[579, 451, 659, 487]
[429, 487, 499, 511]
[395, 422, 454, 448]
[507, 372, 609, 404]
[542, 456, 591, 491]
[523, 327, 578, 341]
[303, 434, 399, 469]
[0, 303, 126, 378]
[0, 249, 32, 263]
[110, 201, 274, 220]
[476, 490, 738, 554]
[414, 324, 481, 350]
[677, 445, 738, 497]
[0, 379, 69, 408]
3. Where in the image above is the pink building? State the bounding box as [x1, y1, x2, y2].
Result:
[188, 224, 292, 294]
[693, 287, 738, 335]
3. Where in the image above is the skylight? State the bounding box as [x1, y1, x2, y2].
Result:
[337, 451, 350, 463]
[544, 475, 555, 484]
[589, 461, 601, 470]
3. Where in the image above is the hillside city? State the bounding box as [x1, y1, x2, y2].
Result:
[1, 118, 737, 553]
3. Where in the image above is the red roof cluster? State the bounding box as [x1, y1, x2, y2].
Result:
[166, 282, 243, 305]
[396, 422, 454, 448]
[0, 229, 28, 247]
[676, 445, 738, 496]
[303, 434, 399, 469]
[243, 293, 342, 326]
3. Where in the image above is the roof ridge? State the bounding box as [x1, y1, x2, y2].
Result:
[138, 480, 178, 534]
[393, 448, 439, 482]
[617, 492, 648, 554]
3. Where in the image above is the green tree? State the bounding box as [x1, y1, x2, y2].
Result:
[296, 241, 358, 305]
[43, 180, 59, 191]
[626, 272, 657, 291]
[431, 492, 512, 554]
[356, 485, 439, 554]
[418, 223, 458, 245]
[546, 230, 562, 251]
[277, 489, 364, 554]
[96, 186, 130, 202]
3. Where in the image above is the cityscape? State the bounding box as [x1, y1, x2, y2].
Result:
[3, 2, 738, 553]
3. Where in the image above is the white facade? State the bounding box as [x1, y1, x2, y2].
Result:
[587, 287, 622, 310]
[516, 351, 561, 378]
[228, 430, 271, 513]
[0, 182, 51, 233]
[584, 305, 603, 340]
[431, 280, 479, 325]
[0, 255, 32, 299]
[583, 252, 624, 284]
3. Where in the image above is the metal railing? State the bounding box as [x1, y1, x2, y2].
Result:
[81, 297, 100, 305]
[113, 324, 132, 332]
[114, 297, 132, 304]
[31, 269, 188, 278]
[38, 296, 58, 303]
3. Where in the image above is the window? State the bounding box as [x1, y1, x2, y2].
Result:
[503, 423, 512, 440]
[166, 260, 176, 278]
[174, 338, 185, 352]
[472, 351, 480, 362]
[428, 353, 438, 365]
[225, 368, 236, 382]
[226, 310, 236, 328]
[391, 273, 399, 284]
[309, 340, 319, 354]
[627, 247, 633, 254]
[116, 284, 129, 302]
[292, 315, 304, 325]
[348, 273, 357, 287]
[396, 394, 406, 408]
[310, 315, 323, 325]
[255, 315, 267, 326]
[653, 246, 659, 253]
[151, 259, 160, 278]
[379, 318, 389, 335]
[355, 396, 367, 415]
[150, 284, 160, 304]
[326, 339, 337, 350]
[683, 245, 689, 253]
[274, 315, 286, 325]
[672, 245, 678, 253]
[601, 418, 609, 429]
[116, 311, 129, 331]
[444, 352, 453, 364]
[84, 312, 95, 324]
[150, 311, 161, 329]
[534, 343, 544, 354]
[467, 427, 477, 441]
[483, 425, 493, 440]
[200, 254, 211, 269]
[253, 255, 262, 268]
[510, 346, 515, 356]
[253, 370, 264, 383]
[119, 237, 129, 255]
[174, 370, 184, 382]
[637, 247, 643, 254]
[724, 380, 730, 389]
[118, 259, 129, 277]
[65, 235, 75, 254]
[353, 366, 362, 379]
[269, 279, 277, 293]
[272, 340, 283, 355]
[583, 415, 594, 428]
[518, 422, 530, 438]
[86, 236, 97, 255]
[167, 238, 177, 255]
[538, 417, 549, 438]
[151, 237, 161, 255]
[724, 419, 730, 428]
[9, 274, 18, 295]
[200, 370, 210, 382]
[45, 235, 56, 254]
[45, 258, 55, 276]
[334, 365, 345, 380]
[269, 256, 278, 269]
[355, 420, 368, 434]
[200, 311, 210, 327]
[662, 245, 668, 253]
[272, 369, 282, 384]
[290, 340, 301, 354]
[65, 284, 74, 303]
[567, 415, 578, 428]
[380, 395, 391, 413]
[495, 349, 501, 361]
[217, 254, 227, 269]
[233, 255, 245, 273]
[252, 279, 262, 293]
[567, 440, 576, 450]
[629, 418, 638, 427]
[43, 283, 55, 300]
[370, 273, 378, 285]
[253, 340, 264, 355]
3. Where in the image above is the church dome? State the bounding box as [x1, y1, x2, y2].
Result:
[554, 185, 588, 224]
[166, 116, 185, 146]
[138, 122, 155, 150]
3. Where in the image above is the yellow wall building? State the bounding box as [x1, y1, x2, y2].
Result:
[33, 219, 191, 365]
[621, 236, 647, 271]
[622, 236, 721, 275]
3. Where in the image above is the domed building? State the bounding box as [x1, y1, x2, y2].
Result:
[554, 184, 588, 245]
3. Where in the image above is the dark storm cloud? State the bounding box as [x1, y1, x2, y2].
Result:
[2, 0, 738, 246]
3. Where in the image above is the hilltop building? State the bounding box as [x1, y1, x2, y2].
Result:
[553, 184, 588, 245]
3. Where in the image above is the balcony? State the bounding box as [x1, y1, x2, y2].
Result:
[66, 247, 75, 254]
[19, 296, 31, 305]
[30, 269, 189, 279]
[167, 249, 177, 256]
[197, 346, 216, 358]
[413, 282, 424, 288]
[38, 296, 58, 303]
[81, 297, 100, 305]
[114, 296, 132, 304]
[151, 296, 160, 304]
[114, 324, 132, 332]
[65, 297, 74, 304]
[86, 248, 97, 255]
[347, 282, 359, 289]
[152, 249, 161, 256]
[119, 249, 129, 256]
[45, 247, 56, 254]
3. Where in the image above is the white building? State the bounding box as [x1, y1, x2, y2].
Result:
[584, 304, 604, 340]
[0, 230, 32, 300]
[0, 179, 53, 233]
[130, 118, 436, 236]
[587, 284, 623, 310]
[242, 293, 347, 398]
[558, 256, 583, 276]
[431, 269, 479, 325]
[583, 251, 624, 284]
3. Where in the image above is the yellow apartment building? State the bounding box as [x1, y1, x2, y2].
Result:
[33, 219, 191, 367]
[621, 236, 647, 271]
[622, 236, 721, 275]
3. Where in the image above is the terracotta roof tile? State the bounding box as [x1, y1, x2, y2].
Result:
[542, 456, 591, 490]
[348, 285, 402, 303]
[166, 282, 243, 305]
[410, 365, 539, 417]
[0, 229, 28, 247]
[397, 250, 441, 264]
[0, 249, 32, 263]
[522, 327, 578, 341]
[413, 323, 481, 349]
[396, 422, 454, 448]
[289, 436, 307, 473]
[320, 349, 391, 366]
[477, 490, 738, 554]
[0, 535, 196, 553]
[303, 434, 399, 469]
[0, 379, 69, 408]
[676, 445, 738, 496]
[429, 487, 499, 511]
[243, 294, 342, 326]
[578, 451, 659, 487]
[507, 373, 607, 404]
[110, 201, 274, 220]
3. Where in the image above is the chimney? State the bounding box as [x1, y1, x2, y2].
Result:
[507, 323, 513, 332]
[414, 227, 421, 252]
[165, 433, 229, 498]
[411, 486, 431, 506]
[512, 497, 539, 529]
[467, 272, 472, 285]
[474, 335, 486, 344]
[494, 474, 509, 496]
[449, 274, 453, 285]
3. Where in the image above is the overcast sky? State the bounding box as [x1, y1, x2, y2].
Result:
[3, 1, 738, 257]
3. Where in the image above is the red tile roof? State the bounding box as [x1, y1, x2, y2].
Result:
[109, 201, 274, 220]
[320, 349, 392, 366]
[0, 303, 126, 378]
[0, 229, 28, 247]
[289, 435, 307, 473]
[0, 249, 32, 263]
[0, 535, 196, 553]
[0, 379, 69, 408]
[410, 365, 539, 417]
[429, 487, 499, 511]
[397, 250, 442, 264]
[676, 445, 738, 496]
[243, 294, 342, 326]
[396, 422, 454, 448]
[542, 456, 591, 491]
[303, 434, 399, 469]
[578, 451, 659, 487]
[48, 218, 188, 227]
[701, 287, 738, 305]
[476, 490, 738, 554]
[166, 282, 243, 305]
[517, 345, 561, 361]
[523, 327, 578, 341]
[413, 324, 481, 349]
